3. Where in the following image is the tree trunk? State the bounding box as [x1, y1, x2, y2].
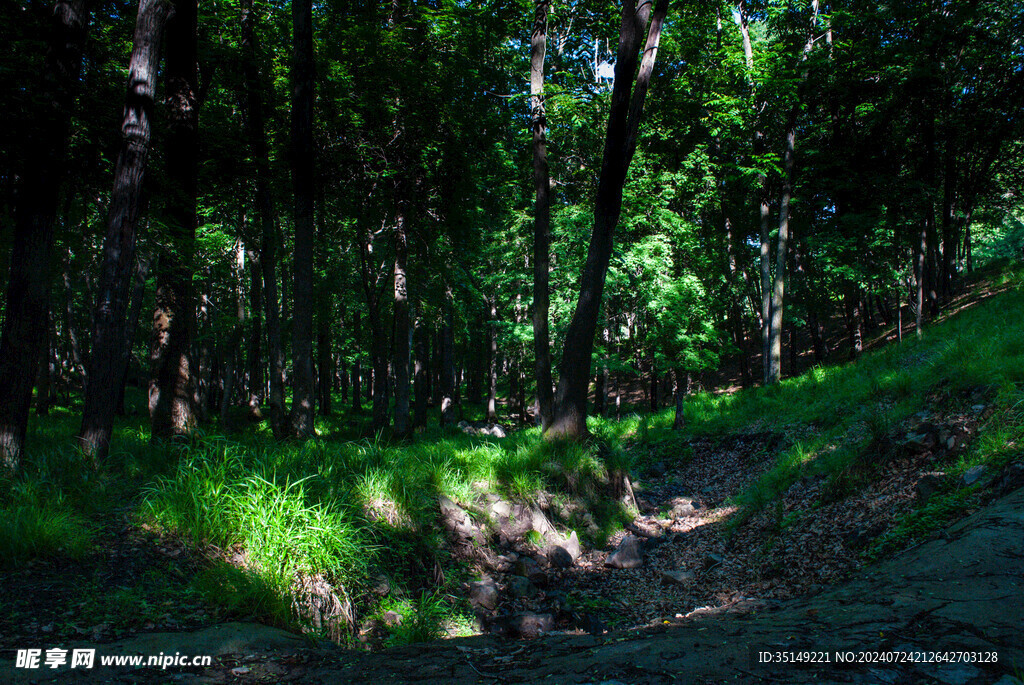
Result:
[289, 0, 316, 438]
[220, 241, 247, 426]
[78, 0, 172, 463]
[242, 0, 285, 437]
[116, 250, 150, 415]
[672, 368, 688, 430]
[149, 0, 199, 441]
[767, 106, 798, 385]
[351, 313, 362, 413]
[440, 295, 458, 426]
[0, 0, 90, 472]
[246, 247, 263, 415]
[317, 310, 332, 417]
[548, 0, 668, 439]
[486, 299, 498, 422]
[413, 317, 429, 428]
[530, 0, 555, 430]
[392, 215, 411, 436]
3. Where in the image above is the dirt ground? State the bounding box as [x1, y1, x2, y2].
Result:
[4, 483, 1021, 685]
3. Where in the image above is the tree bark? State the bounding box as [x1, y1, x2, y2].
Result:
[767, 107, 798, 384]
[392, 215, 411, 436]
[241, 0, 285, 437]
[0, 0, 90, 472]
[246, 246, 263, 414]
[220, 241, 247, 426]
[116, 250, 150, 416]
[413, 316, 429, 428]
[289, 0, 316, 438]
[440, 294, 458, 427]
[486, 299, 498, 422]
[548, 0, 668, 439]
[79, 0, 172, 463]
[149, 0, 199, 441]
[530, 0, 555, 430]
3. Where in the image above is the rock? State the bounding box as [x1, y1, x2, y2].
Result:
[564, 530, 582, 561]
[468, 577, 499, 611]
[649, 461, 667, 477]
[925, 663, 980, 685]
[670, 502, 698, 518]
[490, 499, 512, 518]
[507, 575, 538, 599]
[530, 506, 556, 538]
[370, 573, 391, 596]
[702, 552, 724, 570]
[605, 534, 643, 569]
[962, 465, 988, 486]
[545, 545, 574, 569]
[439, 495, 484, 542]
[457, 420, 471, 430]
[660, 570, 695, 586]
[382, 610, 403, 627]
[998, 461, 1024, 494]
[485, 424, 507, 438]
[971, 404, 987, 413]
[509, 612, 554, 638]
[915, 472, 948, 504]
[514, 555, 540, 577]
[576, 612, 605, 635]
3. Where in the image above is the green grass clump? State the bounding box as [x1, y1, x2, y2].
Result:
[0, 501, 94, 568]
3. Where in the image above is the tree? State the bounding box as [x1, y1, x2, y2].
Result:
[149, 0, 199, 439]
[0, 0, 90, 472]
[78, 0, 173, 462]
[530, 0, 555, 430]
[548, 0, 669, 439]
[289, 0, 316, 438]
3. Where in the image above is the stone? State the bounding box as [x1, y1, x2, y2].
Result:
[545, 545, 574, 569]
[563, 530, 582, 561]
[649, 461, 667, 477]
[660, 570, 695, 586]
[962, 465, 988, 486]
[998, 461, 1024, 494]
[514, 555, 540, 578]
[915, 472, 947, 504]
[509, 612, 554, 638]
[382, 610, 402, 627]
[605, 534, 643, 569]
[508, 574, 538, 599]
[670, 502, 698, 518]
[531, 506, 556, 538]
[468, 577, 499, 611]
[490, 499, 512, 518]
[485, 424, 507, 438]
[702, 552, 724, 570]
[370, 573, 391, 596]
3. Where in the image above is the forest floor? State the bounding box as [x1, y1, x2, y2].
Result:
[3, 479, 1022, 684]
[3, 265, 1024, 683]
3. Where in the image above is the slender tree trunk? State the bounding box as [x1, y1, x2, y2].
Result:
[672, 368, 688, 430]
[241, 0, 285, 437]
[78, 0, 171, 463]
[549, 0, 668, 438]
[220, 241, 247, 426]
[440, 294, 457, 426]
[530, 0, 555, 430]
[392, 215, 411, 436]
[246, 247, 264, 414]
[116, 250, 150, 415]
[414, 316, 429, 428]
[317, 311, 332, 417]
[767, 107, 798, 385]
[0, 0, 90, 471]
[149, 0, 198, 441]
[486, 299, 498, 422]
[352, 313, 363, 413]
[289, 0, 316, 438]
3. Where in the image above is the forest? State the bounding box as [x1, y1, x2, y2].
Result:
[1, 0, 1024, 681]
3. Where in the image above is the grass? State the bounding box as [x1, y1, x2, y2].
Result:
[3, 260, 1022, 645]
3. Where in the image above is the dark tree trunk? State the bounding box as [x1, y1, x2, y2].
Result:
[149, 0, 199, 441]
[440, 296, 457, 426]
[289, 0, 316, 438]
[649, 367, 658, 412]
[530, 0, 555, 430]
[413, 317, 429, 428]
[242, 0, 285, 437]
[351, 314, 362, 413]
[548, 0, 668, 439]
[317, 311, 332, 417]
[767, 106, 798, 385]
[34, 312, 54, 417]
[0, 0, 90, 471]
[846, 289, 863, 360]
[392, 216, 411, 436]
[220, 241, 247, 426]
[672, 368, 689, 430]
[116, 250, 150, 416]
[79, 0, 172, 463]
[246, 247, 263, 414]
